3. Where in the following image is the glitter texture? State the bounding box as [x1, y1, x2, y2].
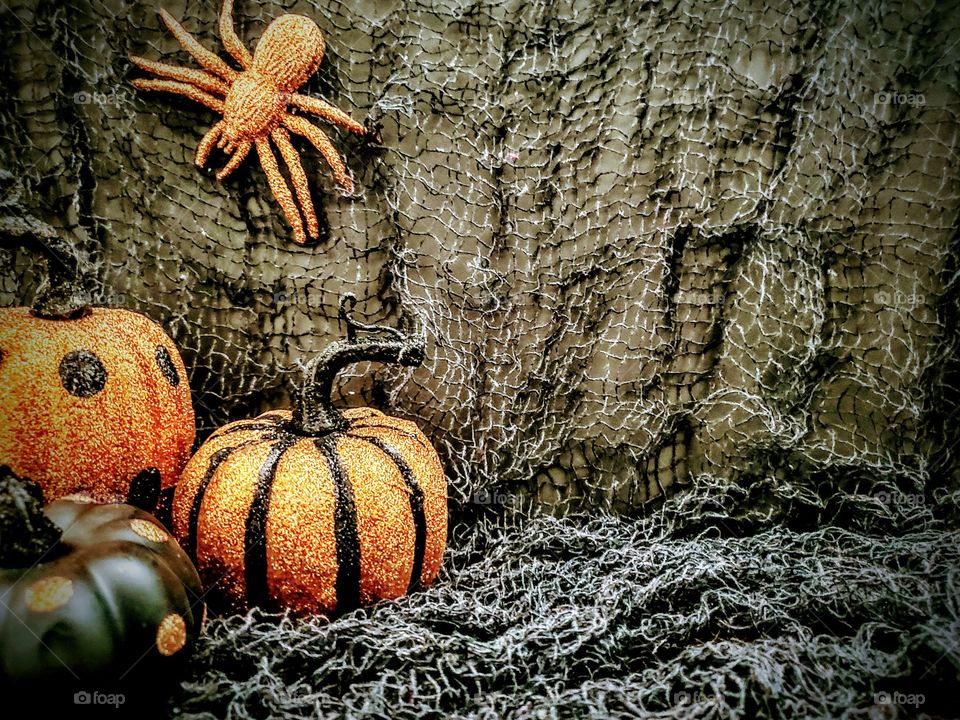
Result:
[60, 493, 96, 503]
[193, 439, 272, 612]
[337, 434, 417, 604]
[156, 613, 187, 656]
[0, 307, 195, 509]
[173, 409, 447, 615]
[24, 576, 73, 612]
[129, 0, 369, 245]
[347, 411, 447, 590]
[265, 440, 339, 614]
[130, 518, 169, 543]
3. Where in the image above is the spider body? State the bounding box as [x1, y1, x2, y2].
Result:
[131, 0, 373, 244]
[250, 14, 325, 89]
[222, 73, 285, 140]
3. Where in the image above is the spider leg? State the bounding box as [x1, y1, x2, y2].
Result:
[255, 137, 307, 244]
[216, 140, 253, 182]
[130, 56, 228, 96]
[219, 0, 252, 68]
[196, 121, 225, 168]
[130, 78, 225, 114]
[271, 127, 319, 239]
[282, 114, 354, 194]
[289, 94, 366, 136]
[158, 8, 237, 81]
[197, 122, 251, 180]
[216, 135, 239, 155]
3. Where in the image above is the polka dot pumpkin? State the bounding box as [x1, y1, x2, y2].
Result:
[0, 229, 195, 515]
[0, 467, 204, 689]
[173, 295, 447, 615]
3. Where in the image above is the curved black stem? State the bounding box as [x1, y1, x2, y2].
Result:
[292, 294, 426, 435]
[0, 466, 62, 568]
[0, 215, 91, 319]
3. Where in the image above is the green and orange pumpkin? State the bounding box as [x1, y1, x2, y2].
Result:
[0, 222, 195, 515]
[173, 294, 447, 615]
[0, 466, 204, 695]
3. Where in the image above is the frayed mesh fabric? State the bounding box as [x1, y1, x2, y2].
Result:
[169, 477, 960, 719]
[0, 0, 959, 716]
[1, 0, 957, 509]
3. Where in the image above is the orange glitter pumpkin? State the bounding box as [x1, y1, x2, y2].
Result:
[0, 226, 195, 516]
[172, 295, 446, 615]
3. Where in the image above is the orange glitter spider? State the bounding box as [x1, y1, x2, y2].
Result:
[130, 0, 377, 244]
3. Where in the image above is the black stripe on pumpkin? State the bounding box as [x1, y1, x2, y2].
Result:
[349, 421, 433, 453]
[352, 434, 428, 593]
[187, 436, 272, 561]
[317, 436, 361, 613]
[244, 437, 297, 610]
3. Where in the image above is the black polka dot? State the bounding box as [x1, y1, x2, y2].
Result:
[127, 467, 161, 511]
[155, 346, 180, 387]
[59, 349, 107, 397]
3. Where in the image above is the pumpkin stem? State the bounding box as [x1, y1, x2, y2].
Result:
[0, 466, 63, 568]
[0, 213, 92, 320]
[292, 294, 426, 435]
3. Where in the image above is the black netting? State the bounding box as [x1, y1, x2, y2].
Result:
[169, 478, 960, 719]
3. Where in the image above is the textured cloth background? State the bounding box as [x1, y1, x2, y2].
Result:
[0, 0, 958, 716]
[2, 0, 957, 511]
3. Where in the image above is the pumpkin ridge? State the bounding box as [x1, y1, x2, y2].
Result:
[351, 434, 427, 593]
[47, 508, 198, 624]
[186, 435, 274, 561]
[109, 309, 196, 493]
[76, 543, 158, 651]
[210, 416, 286, 440]
[243, 436, 298, 611]
[348, 420, 433, 453]
[316, 435, 361, 613]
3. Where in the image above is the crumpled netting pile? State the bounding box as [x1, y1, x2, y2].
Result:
[1, 0, 957, 509]
[168, 475, 960, 719]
